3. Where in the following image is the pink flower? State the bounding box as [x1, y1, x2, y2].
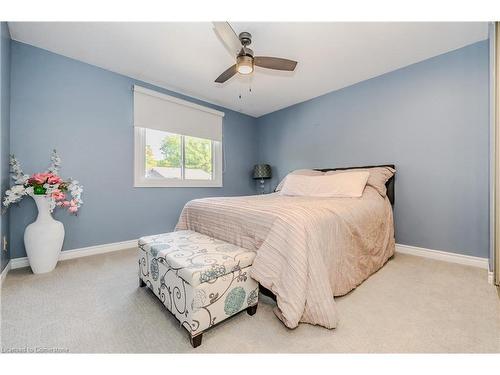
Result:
[28, 173, 63, 186]
[61, 200, 71, 207]
[51, 189, 66, 201]
[65, 199, 79, 214]
[47, 175, 62, 185]
[28, 173, 48, 185]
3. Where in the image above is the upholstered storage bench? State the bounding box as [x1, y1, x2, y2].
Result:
[138, 230, 259, 348]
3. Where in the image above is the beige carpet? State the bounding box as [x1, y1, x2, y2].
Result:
[1, 249, 499, 353]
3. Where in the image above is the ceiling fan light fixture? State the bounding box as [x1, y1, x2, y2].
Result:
[237, 55, 254, 75]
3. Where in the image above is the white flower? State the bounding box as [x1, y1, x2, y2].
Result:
[10, 185, 26, 194]
[67, 179, 84, 207]
[46, 149, 61, 174]
[2, 184, 27, 207]
[9, 155, 29, 184]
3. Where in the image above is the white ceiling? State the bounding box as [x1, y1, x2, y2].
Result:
[8, 22, 488, 117]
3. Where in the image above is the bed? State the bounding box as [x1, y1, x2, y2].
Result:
[175, 164, 395, 329]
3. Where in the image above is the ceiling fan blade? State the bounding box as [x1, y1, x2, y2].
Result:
[254, 56, 298, 71]
[215, 65, 237, 83]
[213, 22, 241, 55]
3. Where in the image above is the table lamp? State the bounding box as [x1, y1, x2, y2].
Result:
[253, 164, 272, 194]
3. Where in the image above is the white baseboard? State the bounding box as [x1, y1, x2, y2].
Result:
[10, 239, 138, 270]
[5, 239, 494, 284]
[0, 260, 11, 287]
[395, 243, 489, 269]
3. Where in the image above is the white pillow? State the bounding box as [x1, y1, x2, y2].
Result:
[325, 167, 395, 197]
[275, 169, 325, 192]
[279, 171, 370, 198]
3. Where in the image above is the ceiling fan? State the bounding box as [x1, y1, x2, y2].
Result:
[213, 22, 298, 83]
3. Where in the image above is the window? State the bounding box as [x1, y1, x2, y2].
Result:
[133, 86, 223, 187]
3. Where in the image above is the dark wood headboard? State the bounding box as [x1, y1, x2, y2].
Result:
[315, 164, 395, 206]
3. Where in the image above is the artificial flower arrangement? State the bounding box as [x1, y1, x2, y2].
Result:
[2, 150, 83, 214]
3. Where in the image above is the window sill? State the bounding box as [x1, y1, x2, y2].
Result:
[134, 178, 223, 188]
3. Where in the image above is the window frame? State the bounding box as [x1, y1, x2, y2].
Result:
[134, 127, 223, 188]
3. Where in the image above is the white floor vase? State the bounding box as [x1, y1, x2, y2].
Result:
[24, 194, 65, 274]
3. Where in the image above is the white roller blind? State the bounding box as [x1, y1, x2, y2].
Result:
[133, 85, 224, 142]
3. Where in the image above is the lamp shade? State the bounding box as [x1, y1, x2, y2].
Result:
[253, 164, 272, 179]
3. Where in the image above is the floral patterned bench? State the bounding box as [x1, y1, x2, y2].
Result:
[138, 230, 259, 348]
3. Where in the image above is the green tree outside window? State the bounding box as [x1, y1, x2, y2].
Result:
[146, 133, 212, 174]
[184, 136, 212, 173]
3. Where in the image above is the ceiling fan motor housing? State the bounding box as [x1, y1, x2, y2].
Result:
[239, 31, 252, 46]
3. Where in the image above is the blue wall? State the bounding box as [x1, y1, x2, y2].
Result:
[0, 23, 11, 272]
[9, 41, 258, 259]
[257, 41, 490, 258]
[7, 38, 491, 260]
